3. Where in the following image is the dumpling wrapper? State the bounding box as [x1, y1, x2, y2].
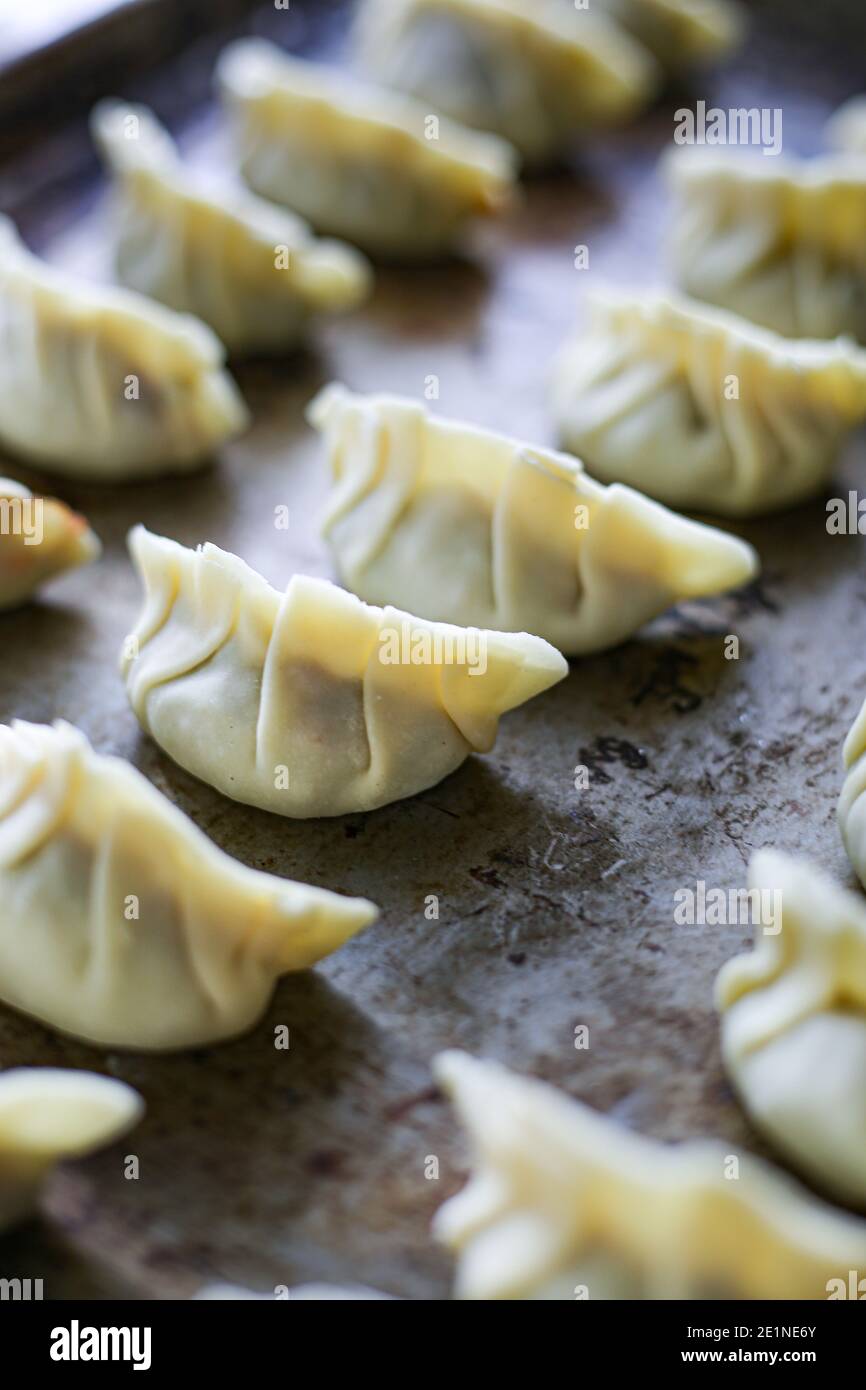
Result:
[716, 850, 866, 1208]
[825, 96, 866, 156]
[552, 288, 866, 517]
[0, 1067, 142, 1231]
[838, 695, 866, 895]
[587, 0, 743, 70]
[0, 720, 376, 1049]
[0, 216, 248, 479]
[0, 477, 100, 610]
[310, 383, 758, 655]
[122, 527, 568, 818]
[91, 99, 371, 356]
[665, 147, 866, 342]
[434, 1049, 866, 1300]
[353, 0, 658, 166]
[217, 39, 517, 260]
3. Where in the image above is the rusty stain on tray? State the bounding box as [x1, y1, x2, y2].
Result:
[1, 2, 866, 1299]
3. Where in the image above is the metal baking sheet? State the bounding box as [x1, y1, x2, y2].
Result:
[1, 0, 865, 1299]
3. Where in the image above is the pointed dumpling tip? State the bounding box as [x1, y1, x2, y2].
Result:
[56, 509, 101, 570]
[306, 380, 351, 431]
[433, 1048, 482, 1101]
[267, 886, 378, 972]
[73, 523, 102, 567]
[518, 631, 569, 690]
[0, 1068, 143, 1158]
[671, 520, 759, 598]
[126, 522, 164, 566]
[613, 486, 759, 598]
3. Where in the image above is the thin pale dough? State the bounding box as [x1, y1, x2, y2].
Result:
[91, 99, 371, 355]
[0, 478, 100, 611]
[0, 1067, 142, 1231]
[434, 1050, 866, 1299]
[838, 693, 866, 894]
[122, 527, 568, 817]
[665, 148, 866, 341]
[354, 0, 658, 165]
[587, 0, 743, 69]
[311, 383, 758, 654]
[0, 720, 376, 1049]
[551, 288, 866, 517]
[0, 216, 248, 479]
[217, 39, 517, 259]
[716, 850, 866, 1208]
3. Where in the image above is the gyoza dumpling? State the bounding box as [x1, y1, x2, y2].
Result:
[0, 1067, 142, 1231]
[354, 0, 658, 166]
[309, 383, 758, 655]
[91, 99, 371, 356]
[665, 147, 866, 341]
[715, 851, 866, 1208]
[551, 289, 866, 517]
[433, 1050, 866, 1300]
[588, 0, 743, 70]
[0, 478, 100, 610]
[0, 216, 248, 479]
[825, 96, 866, 156]
[838, 694, 866, 891]
[0, 720, 376, 1049]
[122, 527, 568, 818]
[216, 39, 517, 260]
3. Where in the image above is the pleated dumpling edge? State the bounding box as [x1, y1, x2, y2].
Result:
[91, 97, 372, 355]
[663, 146, 866, 342]
[122, 527, 568, 818]
[216, 37, 518, 259]
[715, 849, 866, 1207]
[310, 382, 759, 654]
[353, 0, 659, 165]
[839, 694, 866, 892]
[0, 719, 377, 1048]
[0, 215, 249, 479]
[551, 286, 866, 516]
[432, 1049, 866, 1300]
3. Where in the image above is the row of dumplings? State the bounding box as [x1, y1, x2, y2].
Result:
[0, 2, 744, 480]
[0, 4, 751, 1098]
[4, 871, 866, 1307]
[199, 844, 866, 1301]
[4, 5, 866, 1298]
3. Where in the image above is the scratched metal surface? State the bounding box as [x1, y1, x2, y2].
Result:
[2, 0, 866, 1300]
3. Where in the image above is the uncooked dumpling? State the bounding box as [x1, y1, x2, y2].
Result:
[0, 720, 376, 1049]
[354, 0, 658, 166]
[825, 96, 866, 155]
[0, 216, 248, 479]
[217, 38, 517, 259]
[716, 850, 866, 1207]
[122, 527, 568, 818]
[665, 147, 866, 341]
[838, 695, 866, 893]
[588, 0, 743, 69]
[552, 288, 866, 517]
[310, 383, 758, 654]
[0, 478, 100, 610]
[91, 99, 371, 355]
[434, 1050, 866, 1299]
[0, 1067, 142, 1231]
